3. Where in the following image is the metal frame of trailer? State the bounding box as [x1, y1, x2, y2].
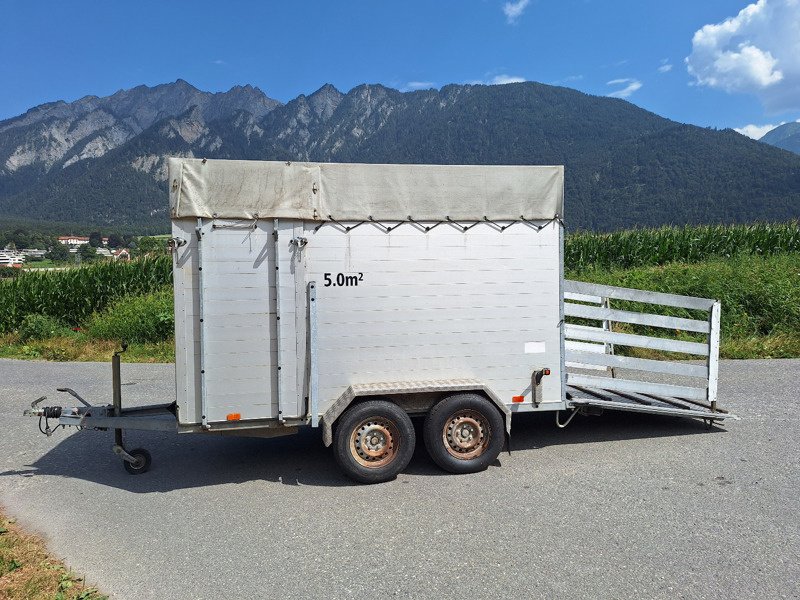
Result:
[24, 159, 736, 483]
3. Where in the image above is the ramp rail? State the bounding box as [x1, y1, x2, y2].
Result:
[563, 280, 734, 421]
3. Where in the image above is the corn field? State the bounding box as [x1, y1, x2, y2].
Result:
[565, 221, 800, 271]
[2, 222, 799, 337]
[0, 256, 172, 333]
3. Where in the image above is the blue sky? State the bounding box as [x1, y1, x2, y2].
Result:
[1, 0, 798, 138]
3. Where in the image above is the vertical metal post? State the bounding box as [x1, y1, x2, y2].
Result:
[602, 297, 617, 378]
[112, 353, 122, 417]
[556, 217, 567, 407]
[308, 281, 319, 427]
[707, 301, 721, 411]
[112, 345, 125, 446]
[195, 218, 209, 429]
[293, 222, 308, 421]
[273, 219, 284, 423]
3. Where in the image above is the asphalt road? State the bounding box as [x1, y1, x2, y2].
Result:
[1, 358, 798, 599]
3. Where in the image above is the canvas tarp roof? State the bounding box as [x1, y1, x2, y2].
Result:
[168, 158, 564, 221]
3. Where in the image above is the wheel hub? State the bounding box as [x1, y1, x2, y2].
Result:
[350, 418, 398, 467]
[443, 410, 490, 460]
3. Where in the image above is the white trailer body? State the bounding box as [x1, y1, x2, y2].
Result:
[25, 158, 735, 482]
[169, 159, 567, 431]
[172, 216, 565, 427]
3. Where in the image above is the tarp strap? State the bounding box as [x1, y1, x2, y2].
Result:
[312, 214, 564, 234]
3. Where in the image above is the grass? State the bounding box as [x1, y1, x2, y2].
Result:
[85, 288, 174, 343]
[0, 333, 174, 363]
[22, 260, 58, 269]
[0, 511, 107, 600]
[567, 252, 800, 359]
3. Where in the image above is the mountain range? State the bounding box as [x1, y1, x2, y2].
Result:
[1, 79, 799, 232]
[760, 122, 800, 156]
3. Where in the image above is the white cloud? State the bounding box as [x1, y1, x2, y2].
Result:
[606, 78, 642, 98]
[466, 72, 527, 86]
[211, 59, 226, 65]
[658, 64, 673, 73]
[552, 74, 584, 85]
[686, 0, 800, 112]
[405, 81, 435, 91]
[735, 118, 800, 139]
[490, 74, 526, 84]
[503, 0, 530, 24]
[734, 122, 783, 139]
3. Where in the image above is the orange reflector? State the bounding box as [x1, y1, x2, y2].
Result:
[543, 368, 551, 376]
[226, 413, 241, 421]
[512, 395, 525, 403]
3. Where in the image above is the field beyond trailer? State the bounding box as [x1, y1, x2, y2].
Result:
[0, 222, 799, 362]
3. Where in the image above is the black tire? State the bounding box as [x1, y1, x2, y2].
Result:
[333, 400, 416, 484]
[123, 448, 152, 475]
[423, 393, 504, 474]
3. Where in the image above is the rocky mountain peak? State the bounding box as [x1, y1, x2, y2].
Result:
[0, 80, 281, 174]
[2, 80, 800, 232]
[307, 84, 343, 120]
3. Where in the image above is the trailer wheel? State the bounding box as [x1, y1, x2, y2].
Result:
[123, 448, 152, 475]
[334, 400, 415, 484]
[424, 393, 504, 474]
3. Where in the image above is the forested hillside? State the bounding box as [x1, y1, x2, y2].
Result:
[2, 80, 799, 231]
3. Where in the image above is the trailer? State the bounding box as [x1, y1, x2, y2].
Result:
[25, 159, 737, 483]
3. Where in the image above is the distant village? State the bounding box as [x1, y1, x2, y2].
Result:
[1, 233, 144, 269]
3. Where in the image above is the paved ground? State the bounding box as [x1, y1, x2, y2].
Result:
[0, 358, 798, 599]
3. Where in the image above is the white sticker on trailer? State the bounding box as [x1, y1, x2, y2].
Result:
[524, 341, 546, 354]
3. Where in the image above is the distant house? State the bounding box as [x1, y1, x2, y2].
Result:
[95, 247, 113, 258]
[58, 235, 90, 246]
[0, 251, 25, 267]
[113, 248, 131, 261]
[101, 237, 110, 246]
[19, 248, 46, 259]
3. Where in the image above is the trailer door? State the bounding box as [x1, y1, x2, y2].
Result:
[174, 217, 311, 427]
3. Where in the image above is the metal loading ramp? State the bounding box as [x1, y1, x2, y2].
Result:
[566, 385, 736, 421]
[563, 280, 738, 422]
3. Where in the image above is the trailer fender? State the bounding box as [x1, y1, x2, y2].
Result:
[320, 379, 512, 447]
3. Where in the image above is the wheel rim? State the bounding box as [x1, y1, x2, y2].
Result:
[350, 417, 400, 468]
[442, 409, 491, 460]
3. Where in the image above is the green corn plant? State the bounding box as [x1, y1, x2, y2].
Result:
[565, 221, 800, 272]
[0, 256, 172, 333]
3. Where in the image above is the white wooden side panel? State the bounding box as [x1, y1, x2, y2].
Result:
[174, 220, 283, 425]
[304, 221, 563, 412]
[207, 223, 278, 423]
[172, 219, 201, 425]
